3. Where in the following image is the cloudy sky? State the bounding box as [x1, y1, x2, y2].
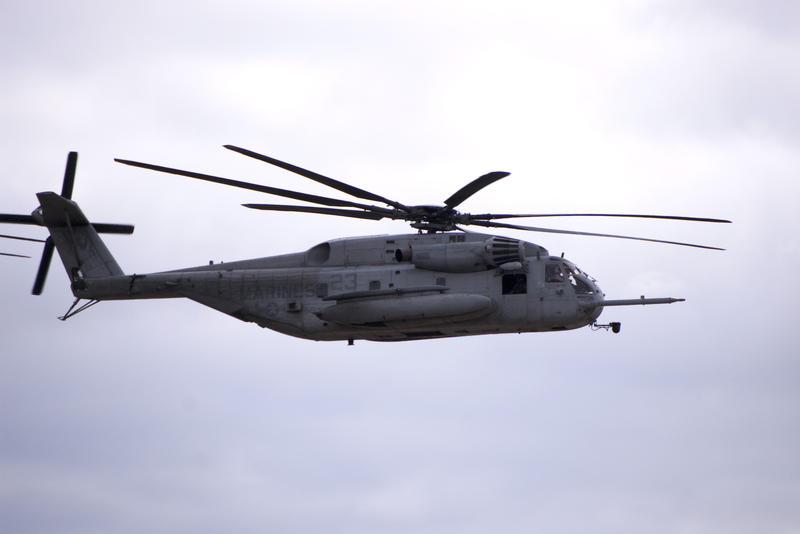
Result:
[1, 1, 798, 532]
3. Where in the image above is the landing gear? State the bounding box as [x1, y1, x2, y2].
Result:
[592, 321, 621, 333]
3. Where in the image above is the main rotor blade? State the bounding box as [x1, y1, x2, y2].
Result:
[32, 237, 54, 294]
[0, 234, 46, 243]
[444, 171, 510, 209]
[61, 151, 78, 199]
[466, 220, 725, 250]
[0, 214, 38, 225]
[1, 252, 31, 258]
[115, 158, 394, 213]
[224, 145, 410, 211]
[468, 212, 732, 223]
[242, 204, 390, 220]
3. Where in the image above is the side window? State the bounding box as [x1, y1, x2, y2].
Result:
[545, 263, 564, 283]
[369, 280, 381, 290]
[502, 274, 527, 295]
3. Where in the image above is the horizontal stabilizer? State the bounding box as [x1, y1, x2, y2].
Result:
[36, 191, 91, 227]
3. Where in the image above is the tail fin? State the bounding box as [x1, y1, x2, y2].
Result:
[36, 192, 124, 285]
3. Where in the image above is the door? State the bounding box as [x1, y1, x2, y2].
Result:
[541, 261, 574, 324]
[500, 272, 528, 326]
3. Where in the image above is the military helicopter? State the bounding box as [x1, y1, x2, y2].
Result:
[2, 149, 729, 343]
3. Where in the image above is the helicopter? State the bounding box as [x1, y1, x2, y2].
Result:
[1, 149, 730, 343]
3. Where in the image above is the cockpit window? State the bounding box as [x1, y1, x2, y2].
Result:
[565, 265, 594, 295]
[564, 260, 595, 282]
[547, 261, 595, 294]
[545, 263, 564, 283]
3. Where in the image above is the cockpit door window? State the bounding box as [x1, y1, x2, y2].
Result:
[545, 263, 565, 283]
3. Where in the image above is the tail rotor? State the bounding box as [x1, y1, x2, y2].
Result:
[31, 237, 55, 295]
[0, 152, 134, 294]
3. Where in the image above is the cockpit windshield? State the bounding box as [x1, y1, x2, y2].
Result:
[557, 260, 597, 295]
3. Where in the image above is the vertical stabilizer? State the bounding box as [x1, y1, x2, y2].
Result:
[35, 192, 124, 282]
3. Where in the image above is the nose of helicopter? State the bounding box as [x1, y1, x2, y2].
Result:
[563, 260, 605, 311]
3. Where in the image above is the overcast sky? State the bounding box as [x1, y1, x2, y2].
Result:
[1, 1, 798, 533]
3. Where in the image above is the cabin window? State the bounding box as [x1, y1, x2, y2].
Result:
[369, 280, 381, 290]
[502, 274, 527, 295]
[545, 263, 565, 283]
[436, 277, 446, 286]
[315, 283, 328, 298]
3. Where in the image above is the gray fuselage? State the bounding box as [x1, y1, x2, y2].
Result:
[73, 231, 605, 342]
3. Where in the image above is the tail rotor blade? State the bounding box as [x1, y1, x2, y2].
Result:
[31, 237, 54, 295]
[91, 223, 135, 234]
[0, 233, 46, 243]
[0, 214, 38, 225]
[61, 151, 78, 199]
